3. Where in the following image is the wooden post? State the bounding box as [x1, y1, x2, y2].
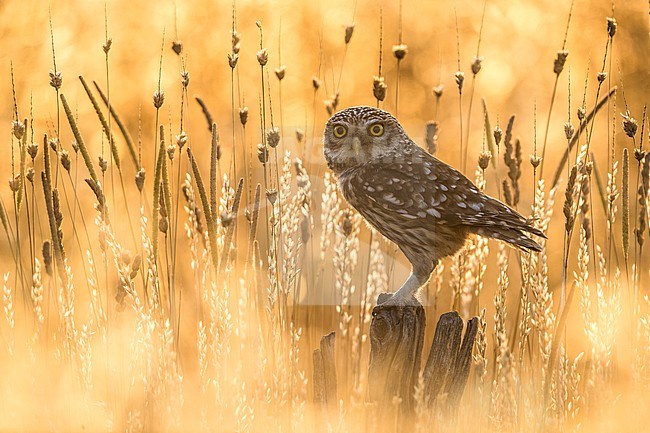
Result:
[367, 294, 425, 413]
[367, 295, 478, 416]
[312, 296, 478, 424]
[423, 312, 478, 411]
[312, 332, 337, 411]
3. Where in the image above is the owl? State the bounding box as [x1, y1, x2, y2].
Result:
[323, 106, 544, 306]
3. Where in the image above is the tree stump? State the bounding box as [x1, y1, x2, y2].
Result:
[367, 294, 478, 415]
[367, 294, 425, 413]
[312, 332, 337, 412]
[312, 295, 478, 423]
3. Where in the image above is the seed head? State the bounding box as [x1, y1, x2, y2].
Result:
[635, 148, 646, 162]
[232, 30, 241, 53]
[27, 143, 38, 160]
[295, 129, 305, 143]
[454, 71, 465, 93]
[471, 56, 483, 75]
[171, 40, 183, 55]
[153, 90, 165, 108]
[12, 120, 25, 140]
[228, 52, 239, 69]
[8, 174, 20, 192]
[564, 122, 575, 140]
[563, 165, 578, 232]
[373, 76, 387, 102]
[48, 138, 58, 152]
[553, 50, 569, 75]
[71, 139, 79, 153]
[493, 125, 503, 147]
[99, 155, 108, 173]
[266, 189, 278, 205]
[583, 218, 592, 240]
[181, 71, 190, 88]
[167, 145, 176, 161]
[60, 150, 71, 172]
[433, 84, 444, 98]
[345, 24, 355, 44]
[392, 44, 408, 60]
[49, 70, 63, 90]
[530, 154, 542, 169]
[606, 17, 617, 38]
[621, 111, 638, 138]
[597, 72, 607, 83]
[26, 168, 34, 183]
[266, 127, 280, 148]
[176, 131, 187, 149]
[257, 144, 269, 164]
[478, 151, 492, 170]
[341, 211, 353, 237]
[324, 99, 334, 116]
[159, 216, 168, 234]
[220, 212, 233, 227]
[256, 48, 268, 66]
[312, 76, 321, 91]
[120, 250, 132, 267]
[330, 92, 340, 112]
[135, 168, 146, 192]
[275, 65, 286, 80]
[239, 106, 249, 125]
[577, 106, 586, 122]
[103, 38, 113, 54]
[42, 240, 53, 276]
[130, 254, 142, 279]
[503, 179, 513, 207]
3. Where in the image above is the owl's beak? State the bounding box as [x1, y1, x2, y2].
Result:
[351, 136, 362, 156]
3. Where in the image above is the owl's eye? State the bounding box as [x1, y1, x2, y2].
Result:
[333, 124, 348, 138]
[368, 122, 385, 137]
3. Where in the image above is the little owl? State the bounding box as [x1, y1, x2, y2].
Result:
[323, 106, 544, 306]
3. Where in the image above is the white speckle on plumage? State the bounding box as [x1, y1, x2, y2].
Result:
[440, 185, 448, 191]
[457, 202, 467, 208]
[383, 193, 402, 205]
[470, 203, 483, 211]
[427, 208, 441, 218]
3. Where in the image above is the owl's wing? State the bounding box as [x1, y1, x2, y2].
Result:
[349, 148, 543, 236]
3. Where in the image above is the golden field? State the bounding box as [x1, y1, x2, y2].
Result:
[0, 0, 649, 431]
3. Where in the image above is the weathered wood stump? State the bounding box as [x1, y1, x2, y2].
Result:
[367, 295, 478, 415]
[421, 309, 478, 411]
[312, 332, 337, 411]
[367, 294, 426, 413]
[312, 294, 478, 422]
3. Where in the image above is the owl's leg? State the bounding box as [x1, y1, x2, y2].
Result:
[380, 259, 438, 306]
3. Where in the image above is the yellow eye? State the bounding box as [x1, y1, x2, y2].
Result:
[368, 122, 385, 136]
[333, 124, 348, 138]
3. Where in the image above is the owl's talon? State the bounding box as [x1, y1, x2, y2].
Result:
[377, 293, 418, 307]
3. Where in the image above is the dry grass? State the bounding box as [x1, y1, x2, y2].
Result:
[1, 0, 650, 432]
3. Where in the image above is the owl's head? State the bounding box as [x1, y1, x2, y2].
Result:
[323, 106, 407, 174]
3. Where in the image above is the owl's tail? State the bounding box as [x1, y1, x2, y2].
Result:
[475, 226, 543, 252]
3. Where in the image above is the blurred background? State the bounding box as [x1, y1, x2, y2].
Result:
[0, 0, 649, 431]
